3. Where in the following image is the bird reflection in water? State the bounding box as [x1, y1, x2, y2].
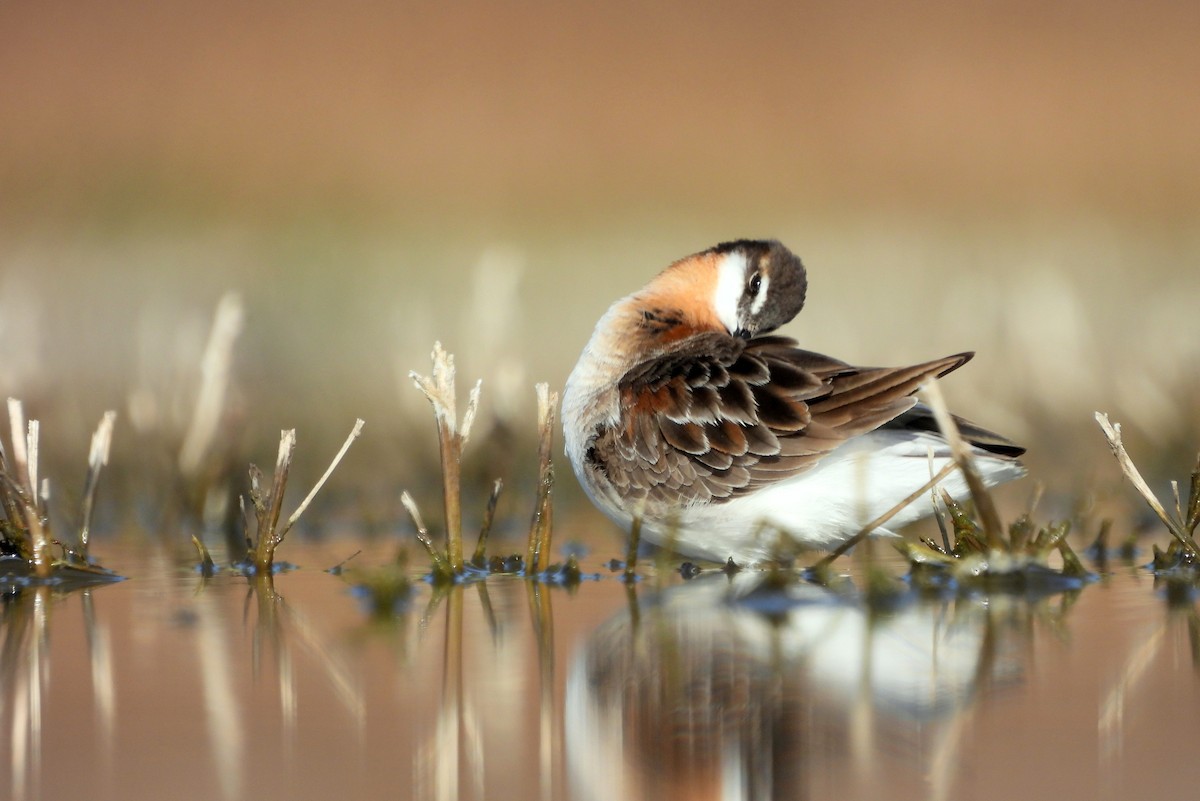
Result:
[567, 573, 1030, 800]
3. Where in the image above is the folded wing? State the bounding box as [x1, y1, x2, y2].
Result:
[587, 332, 989, 513]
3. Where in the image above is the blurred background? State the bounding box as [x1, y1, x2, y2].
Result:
[1, 0, 1197, 530]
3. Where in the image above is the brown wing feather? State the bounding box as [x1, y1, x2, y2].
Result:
[588, 333, 975, 515]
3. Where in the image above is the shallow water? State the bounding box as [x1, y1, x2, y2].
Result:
[2, 538, 1197, 801]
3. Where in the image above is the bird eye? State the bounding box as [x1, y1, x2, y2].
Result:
[747, 273, 762, 297]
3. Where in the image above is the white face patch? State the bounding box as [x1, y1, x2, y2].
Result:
[712, 252, 747, 334]
[749, 271, 770, 316]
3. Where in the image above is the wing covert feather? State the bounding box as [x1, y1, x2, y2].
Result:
[587, 335, 976, 513]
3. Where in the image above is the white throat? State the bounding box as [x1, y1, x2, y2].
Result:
[712, 252, 746, 334]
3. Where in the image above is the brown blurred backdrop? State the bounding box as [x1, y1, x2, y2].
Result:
[0, 1, 1197, 513]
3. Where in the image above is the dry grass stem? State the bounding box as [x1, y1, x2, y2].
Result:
[1026, 482, 1044, 519]
[249, 429, 296, 571]
[0, 452, 20, 533]
[929, 475, 953, 551]
[265, 431, 296, 534]
[401, 490, 450, 574]
[281, 418, 364, 536]
[24, 499, 50, 577]
[179, 292, 244, 478]
[0, 400, 121, 578]
[1188, 459, 1200, 534]
[79, 411, 117, 558]
[191, 533, 216, 574]
[245, 418, 363, 570]
[472, 479, 503, 566]
[922, 379, 1005, 547]
[409, 342, 481, 573]
[4, 399, 51, 577]
[7, 398, 32, 500]
[26, 419, 39, 508]
[461, 381, 482, 444]
[1094, 412, 1200, 556]
[525, 383, 558, 574]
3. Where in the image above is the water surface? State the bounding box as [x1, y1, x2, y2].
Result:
[2, 539, 1196, 800]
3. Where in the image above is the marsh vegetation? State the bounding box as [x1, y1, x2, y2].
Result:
[3, 4, 1199, 795]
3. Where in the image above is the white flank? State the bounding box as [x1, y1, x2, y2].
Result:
[712, 252, 746, 334]
[620, 429, 1025, 564]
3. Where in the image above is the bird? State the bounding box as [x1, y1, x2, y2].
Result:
[561, 239, 1026, 564]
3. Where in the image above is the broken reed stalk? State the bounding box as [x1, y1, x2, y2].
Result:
[472, 479, 503, 566]
[525, 383, 558, 574]
[27, 419, 39, 508]
[249, 420, 365, 571]
[813, 461, 958, 570]
[1190, 463, 1200, 535]
[178, 292, 244, 478]
[191, 533, 216, 572]
[1095, 412, 1200, 557]
[401, 490, 451, 576]
[409, 342, 481, 574]
[6, 398, 51, 577]
[922, 379, 1006, 548]
[8, 399, 33, 503]
[0, 442, 19, 534]
[79, 411, 117, 560]
[251, 429, 296, 569]
[1, 401, 120, 575]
